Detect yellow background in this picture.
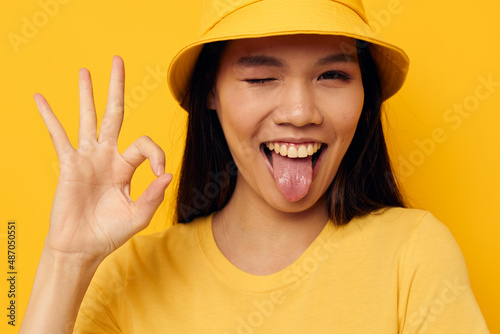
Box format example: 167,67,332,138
0,0,498,332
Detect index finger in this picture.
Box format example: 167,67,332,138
34,93,74,159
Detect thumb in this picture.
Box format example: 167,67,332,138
132,173,173,231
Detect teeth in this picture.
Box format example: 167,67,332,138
265,142,322,159
298,145,308,158
288,146,298,158
279,145,288,156
307,144,314,155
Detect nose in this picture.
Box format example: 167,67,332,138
273,80,324,127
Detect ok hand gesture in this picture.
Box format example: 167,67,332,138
34,56,172,261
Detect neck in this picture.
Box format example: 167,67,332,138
212,176,329,275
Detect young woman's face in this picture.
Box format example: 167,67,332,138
208,34,364,213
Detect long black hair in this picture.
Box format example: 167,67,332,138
176,38,405,225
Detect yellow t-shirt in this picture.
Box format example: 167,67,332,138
74,208,488,333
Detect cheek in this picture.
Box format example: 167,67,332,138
216,86,269,142
322,85,364,138
344,92,364,131
214,93,258,165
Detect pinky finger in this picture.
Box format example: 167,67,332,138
34,93,74,158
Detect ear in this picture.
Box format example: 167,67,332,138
206,89,217,110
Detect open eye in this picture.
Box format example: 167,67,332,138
244,78,276,84
318,71,350,81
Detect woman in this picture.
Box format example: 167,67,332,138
21,0,488,333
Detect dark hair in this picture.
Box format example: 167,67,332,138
176,39,405,225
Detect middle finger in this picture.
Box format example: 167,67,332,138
98,55,125,144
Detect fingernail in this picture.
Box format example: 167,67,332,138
156,164,165,176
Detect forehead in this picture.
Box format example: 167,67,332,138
221,34,358,63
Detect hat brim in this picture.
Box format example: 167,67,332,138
168,0,409,111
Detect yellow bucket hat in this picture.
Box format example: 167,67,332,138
168,0,409,111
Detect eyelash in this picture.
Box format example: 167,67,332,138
244,78,275,84
244,71,351,84
318,71,351,81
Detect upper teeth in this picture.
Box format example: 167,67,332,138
266,142,322,158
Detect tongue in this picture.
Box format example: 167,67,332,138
272,151,313,202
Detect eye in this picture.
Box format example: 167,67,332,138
244,78,276,84
318,71,350,81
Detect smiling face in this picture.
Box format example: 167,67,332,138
208,34,365,214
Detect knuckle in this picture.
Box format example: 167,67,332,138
138,135,153,143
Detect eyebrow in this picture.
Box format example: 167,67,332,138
236,55,283,67
315,53,358,66
235,53,357,68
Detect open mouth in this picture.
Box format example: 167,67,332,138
260,142,325,170
260,141,327,202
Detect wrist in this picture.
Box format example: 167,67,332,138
20,244,103,334
40,244,104,273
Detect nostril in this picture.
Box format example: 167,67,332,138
273,108,323,127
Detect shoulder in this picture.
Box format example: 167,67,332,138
376,207,460,253
362,207,469,285
368,206,443,230
362,207,456,246
99,215,210,274
129,218,205,253
346,207,464,269
367,211,489,332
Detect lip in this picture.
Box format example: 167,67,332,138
263,137,324,144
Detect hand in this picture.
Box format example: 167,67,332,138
34,56,172,261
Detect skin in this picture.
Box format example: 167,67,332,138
20,56,172,333
21,34,364,332
209,35,365,275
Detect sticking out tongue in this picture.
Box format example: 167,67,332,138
272,151,313,202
